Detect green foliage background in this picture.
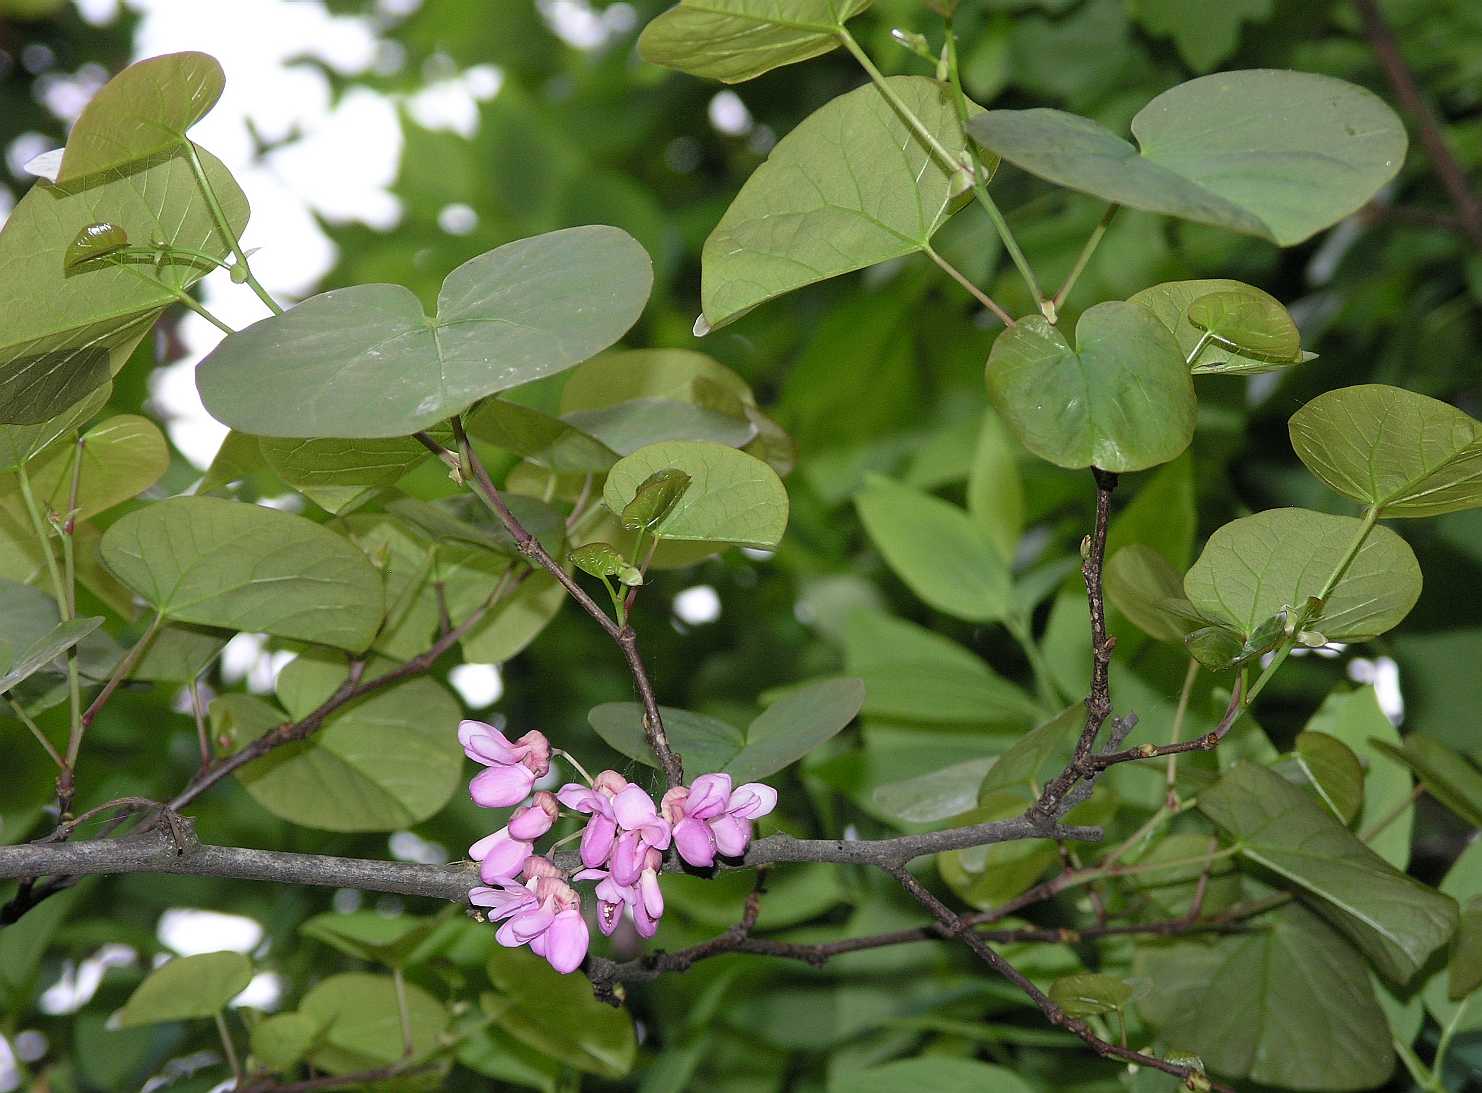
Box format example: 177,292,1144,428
2,0,1482,1090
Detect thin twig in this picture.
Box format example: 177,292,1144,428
1352,0,1482,249
925,245,1014,326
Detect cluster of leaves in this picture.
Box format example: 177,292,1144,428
3,1,1482,1091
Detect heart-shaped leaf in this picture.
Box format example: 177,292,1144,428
603,440,787,548
1184,508,1421,642
1200,762,1457,982
1187,289,1301,362
985,302,1195,472
197,225,652,438
1290,384,1482,517
54,52,225,183
0,147,247,423
26,414,169,522
1129,278,1315,376
969,69,1405,245
100,496,384,652
638,0,871,84
0,385,109,472
299,972,447,1074
1136,905,1393,1089
701,76,980,331
250,1012,325,1073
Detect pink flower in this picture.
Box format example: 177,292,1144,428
469,792,558,883
609,784,672,886
460,721,551,808
576,848,665,938
668,773,777,868
474,872,590,974
557,770,629,869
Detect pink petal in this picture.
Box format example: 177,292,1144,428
709,813,751,858
556,783,603,813
469,764,535,808
500,904,554,946
468,883,536,921
685,773,733,819
595,875,632,906
478,834,533,883
572,867,608,883
580,813,618,869
544,909,590,973
459,720,520,765
640,818,672,851
727,783,778,820
633,899,659,938
639,869,664,919
468,830,505,862
611,830,644,887
508,803,555,841
673,817,716,868
612,785,658,830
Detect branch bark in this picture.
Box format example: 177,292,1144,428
1353,0,1482,249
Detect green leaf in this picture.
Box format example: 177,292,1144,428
569,542,628,578
249,1011,324,1073
985,303,1195,472
638,0,871,84
855,475,1013,623
63,222,129,270
723,677,864,782
485,946,636,1078
603,441,787,548
1128,0,1273,72
28,414,169,521
1184,623,1246,671
228,664,461,832
386,493,565,561
0,616,103,694
1047,973,1133,1017
1183,508,1421,642
1423,841,1482,1030
874,757,996,824
967,407,1023,561
1130,278,1314,376
53,52,224,182
841,610,1042,726
1136,904,1393,1089
1187,288,1301,362
620,468,691,531
465,399,618,473
0,384,109,472
197,226,652,438
1450,897,1482,1002
101,497,384,652
257,434,436,514
1304,685,1414,869
969,69,1405,246
1290,384,1482,517
1200,762,1458,982
1369,733,1482,829
460,570,567,664
700,76,980,331
299,972,447,1074
0,145,247,423
128,622,228,683
1294,730,1364,824
588,702,743,774
1104,545,1198,643
116,951,252,1027
978,704,1082,803
299,911,441,967
830,1057,1034,1093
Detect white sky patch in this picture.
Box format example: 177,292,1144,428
218,634,293,694
708,90,752,137
5,132,53,179
75,0,121,25
38,944,137,1015
438,202,478,235
234,971,284,1011
1348,655,1404,724
0,1036,16,1093
674,585,721,626
450,662,503,708
389,830,448,865
157,908,264,955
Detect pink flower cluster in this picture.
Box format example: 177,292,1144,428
459,719,779,974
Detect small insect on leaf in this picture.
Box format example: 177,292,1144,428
64,222,129,271
569,542,628,579
620,468,691,532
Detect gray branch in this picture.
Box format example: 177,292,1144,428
0,816,1101,904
